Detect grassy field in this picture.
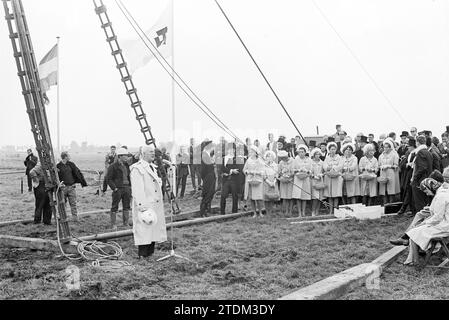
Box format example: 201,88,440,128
0,152,440,300
342,251,449,300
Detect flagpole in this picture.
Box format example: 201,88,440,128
171,0,175,145
57,36,60,155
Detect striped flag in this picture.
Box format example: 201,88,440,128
39,43,58,93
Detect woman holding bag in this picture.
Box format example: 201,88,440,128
359,144,379,206
310,148,325,216
323,142,343,214
243,146,266,217
263,150,280,214
378,138,400,205
278,150,294,215
292,144,312,217
340,142,360,205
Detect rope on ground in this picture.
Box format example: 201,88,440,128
54,182,130,269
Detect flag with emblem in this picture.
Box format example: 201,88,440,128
122,1,173,74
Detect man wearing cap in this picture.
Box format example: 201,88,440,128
57,152,87,222
200,140,216,217
130,145,167,258
24,149,38,192
106,147,133,230
101,146,117,194
29,162,52,225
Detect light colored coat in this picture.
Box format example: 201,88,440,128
341,155,360,197
378,151,400,196
292,156,312,200
359,156,378,197
407,185,449,250
310,159,325,200
130,160,167,246
323,154,343,198
243,156,265,200
278,158,294,199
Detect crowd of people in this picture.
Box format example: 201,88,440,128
160,124,449,219
24,124,449,261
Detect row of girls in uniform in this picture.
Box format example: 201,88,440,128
242,138,400,217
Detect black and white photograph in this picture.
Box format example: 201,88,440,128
1,0,449,307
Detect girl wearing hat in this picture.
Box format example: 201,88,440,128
341,143,360,205
278,150,294,215
263,150,280,214
323,142,343,214
292,144,312,217
378,138,400,205
359,144,379,206
310,148,325,216
243,146,266,217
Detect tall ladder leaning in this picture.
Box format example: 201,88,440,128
93,0,181,213
2,0,71,242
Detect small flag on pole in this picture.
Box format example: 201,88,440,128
122,1,173,74
39,43,58,94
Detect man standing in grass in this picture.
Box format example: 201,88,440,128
24,149,38,192
106,147,132,230
56,152,87,222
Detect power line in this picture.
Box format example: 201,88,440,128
114,0,334,210
115,0,241,143
310,0,410,127
213,0,310,147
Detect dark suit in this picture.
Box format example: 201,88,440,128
220,156,241,214
200,150,216,216
429,145,442,173
412,148,433,213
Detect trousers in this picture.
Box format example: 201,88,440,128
62,185,78,216
200,173,216,216
412,184,429,214
34,183,52,224
220,179,239,214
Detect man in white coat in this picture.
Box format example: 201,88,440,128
130,145,167,258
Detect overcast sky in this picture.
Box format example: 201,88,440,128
1,0,449,149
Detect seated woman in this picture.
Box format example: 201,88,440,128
403,175,449,265
390,170,447,246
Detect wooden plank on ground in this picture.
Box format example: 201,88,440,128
279,246,407,300
77,211,253,242
290,218,353,225
0,205,219,228
0,171,23,176
0,235,59,251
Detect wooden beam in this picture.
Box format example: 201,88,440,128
286,214,335,221
77,211,253,242
290,218,353,225
0,235,76,253
0,206,219,228
0,171,23,176
279,246,407,300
